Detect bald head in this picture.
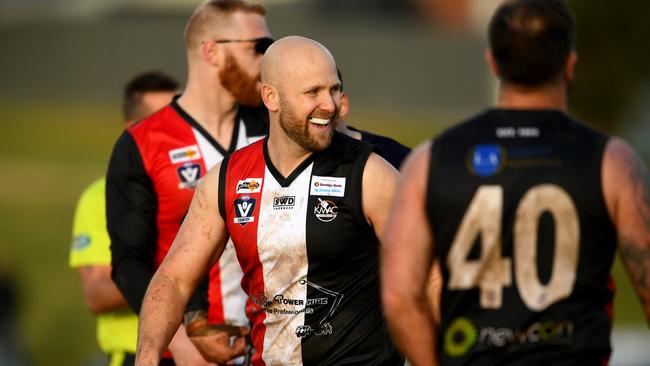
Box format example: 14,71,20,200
261,36,337,91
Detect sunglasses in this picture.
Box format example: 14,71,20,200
213,37,275,55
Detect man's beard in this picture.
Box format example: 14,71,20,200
219,52,262,107
278,96,338,152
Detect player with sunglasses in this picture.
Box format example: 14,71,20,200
106,1,273,365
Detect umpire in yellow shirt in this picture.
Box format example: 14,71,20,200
69,71,178,366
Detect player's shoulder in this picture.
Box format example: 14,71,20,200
126,104,177,137
77,177,106,207
333,131,374,160
355,129,410,169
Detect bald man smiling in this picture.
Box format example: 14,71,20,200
135,36,404,366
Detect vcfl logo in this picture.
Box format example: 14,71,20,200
314,198,338,222
177,163,201,189
234,196,256,226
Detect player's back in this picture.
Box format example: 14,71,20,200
426,109,616,365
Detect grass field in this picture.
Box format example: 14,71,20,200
0,101,646,365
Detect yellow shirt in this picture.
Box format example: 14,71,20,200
69,177,138,356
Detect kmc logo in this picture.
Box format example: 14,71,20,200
314,198,338,222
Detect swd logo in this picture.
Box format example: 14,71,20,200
273,196,295,210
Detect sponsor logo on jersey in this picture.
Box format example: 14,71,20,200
177,163,201,189
467,144,506,177
250,280,343,338
234,195,256,226
314,198,338,222
444,317,478,357
273,196,295,210
236,178,263,194
477,320,574,349
169,145,202,164
443,316,575,357
295,323,332,338
496,126,540,139
310,176,345,197
71,234,91,250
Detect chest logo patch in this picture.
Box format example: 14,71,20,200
169,145,202,164
273,196,295,210
467,144,505,177
234,196,256,226
236,178,263,194
310,176,346,197
314,198,338,222
177,163,201,189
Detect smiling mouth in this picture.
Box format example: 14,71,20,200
309,117,330,126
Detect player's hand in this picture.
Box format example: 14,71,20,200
168,324,216,366
187,320,250,365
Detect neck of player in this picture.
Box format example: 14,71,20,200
496,80,569,112
267,128,315,178
177,74,238,148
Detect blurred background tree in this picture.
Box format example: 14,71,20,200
569,0,650,155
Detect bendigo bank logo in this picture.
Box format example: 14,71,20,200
236,178,263,194
234,196,256,226
314,198,338,222
273,196,295,210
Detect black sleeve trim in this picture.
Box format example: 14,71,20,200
106,131,158,314
218,154,230,222
351,143,375,231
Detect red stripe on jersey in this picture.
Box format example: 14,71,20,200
224,140,267,366
128,106,209,268
131,106,210,359
208,265,225,323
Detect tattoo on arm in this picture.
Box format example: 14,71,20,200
619,150,650,323
625,150,650,230
619,236,650,329
619,235,650,305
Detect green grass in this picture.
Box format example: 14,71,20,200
0,102,645,365
0,102,121,366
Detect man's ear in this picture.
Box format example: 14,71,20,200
565,51,578,83
485,48,500,78
202,40,222,67
340,92,350,120
261,84,279,112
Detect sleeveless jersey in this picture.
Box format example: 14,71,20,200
220,133,403,366
118,98,266,325
426,109,617,365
